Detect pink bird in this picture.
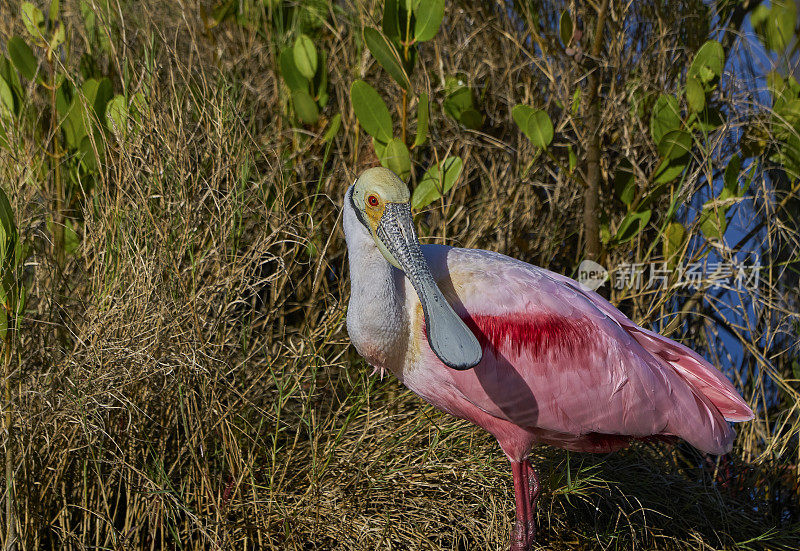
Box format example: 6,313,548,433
343,168,753,550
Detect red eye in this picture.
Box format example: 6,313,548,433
367,195,379,207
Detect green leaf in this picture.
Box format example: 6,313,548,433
664,221,687,269
615,209,651,244
724,154,741,195
653,157,687,184
613,158,635,206
568,145,577,172
21,2,45,39
64,219,80,255
765,0,797,52
292,89,320,124
657,129,692,160
0,56,23,106
82,77,113,121
458,108,482,130
364,27,411,91
687,40,724,84
293,34,317,80
0,185,16,242
685,77,705,112
379,138,411,180
693,105,724,132
372,137,387,160
559,11,573,46
412,156,463,210
699,202,726,241
0,77,14,119
279,47,309,93
650,94,681,145
49,0,60,22
414,92,428,147
8,36,38,82
350,80,393,142
105,94,128,135
63,97,87,147
570,88,581,116
382,0,401,42
49,22,65,51
15,285,26,327
323,113,341,142
79,133,103,171
512,105,553,148
414,0,444,42
0,306,7,340
443,86,472,119
312,50,328,100
13,236,27,270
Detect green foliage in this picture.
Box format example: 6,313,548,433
279,34,329,125
512,104,553,148
380,138,411,180
559,11,573,46
21,2,45,39
366,0,443,92
685,77,705,112
364,27,410,91
687,40,724,85
0,1,141,262
413,0,445,42
746,71,800,177
0,186,27,340
751,1,797,53
613,159,635,206
292,89,319,125
657,129,692,160
350,80,393,143
8,37,39,82
650,94,681,146
444,76,483,130
293,34,317,79
0,78,14,118
411,156,463,210
615,208,651,244
350,0,449,180
663,221,687,269
697,155,750,242
413,92,429,147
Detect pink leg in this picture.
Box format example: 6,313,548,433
510,461,531,551
524,459,541,546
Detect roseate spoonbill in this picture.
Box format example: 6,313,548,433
343,167,753,550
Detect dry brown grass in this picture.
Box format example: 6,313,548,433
0,1,798,549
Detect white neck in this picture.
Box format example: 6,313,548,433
343,185,408,374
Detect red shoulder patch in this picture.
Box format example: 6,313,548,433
461,313,595,358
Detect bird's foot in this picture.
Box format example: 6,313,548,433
510,520,533,551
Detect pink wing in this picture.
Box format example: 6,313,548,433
420,246,753,455
542,267,754,422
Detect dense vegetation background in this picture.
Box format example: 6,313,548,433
0,0,798,548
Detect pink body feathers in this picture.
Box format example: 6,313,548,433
391,245,753,460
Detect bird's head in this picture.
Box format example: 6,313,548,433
348,167,482,370
351,167,413,270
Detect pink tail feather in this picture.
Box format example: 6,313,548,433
564,279,754,423
624,325,754,422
